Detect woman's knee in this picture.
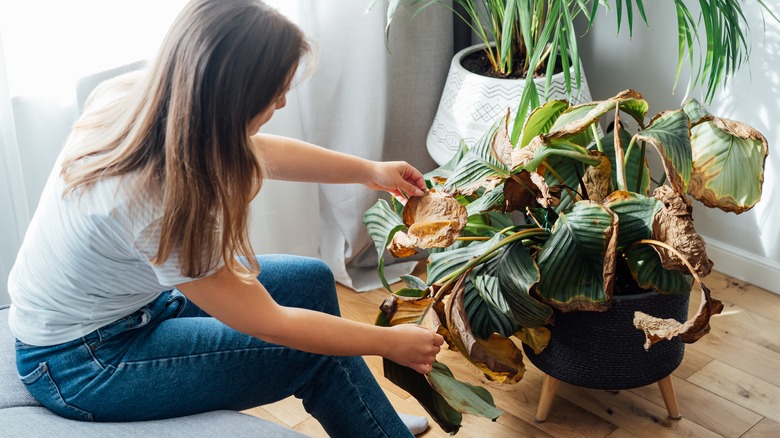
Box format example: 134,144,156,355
255,255,340,315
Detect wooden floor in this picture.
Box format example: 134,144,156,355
244,268,780,437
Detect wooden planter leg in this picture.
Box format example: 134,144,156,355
657,375,682,420
535,374,560,423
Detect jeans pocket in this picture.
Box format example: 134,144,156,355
19,362,94,422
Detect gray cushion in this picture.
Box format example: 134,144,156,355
0,406,307,438
1,306,307,437
0,306,41,409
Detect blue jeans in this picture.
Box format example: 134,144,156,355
16,255,412,438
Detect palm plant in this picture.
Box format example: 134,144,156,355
363,89,768,433
370,0,778,136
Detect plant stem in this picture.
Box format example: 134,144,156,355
615,134,636,192
624,135,638,161
545,148,601,166
632,239,702,286
591,124,603,152
541,161,580,202
433,228,548,302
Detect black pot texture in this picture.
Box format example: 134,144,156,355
523,291,690,390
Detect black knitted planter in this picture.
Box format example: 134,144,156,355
523,291,690,390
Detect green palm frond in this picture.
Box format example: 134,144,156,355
371,0,776,107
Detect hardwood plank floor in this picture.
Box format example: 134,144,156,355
244,269,780,437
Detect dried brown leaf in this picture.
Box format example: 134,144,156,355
387,191,468,256
503,170,561,212
380,294,435,326
492,108,514,167
634,282,723,349
582,151,612,203
510,135,544,170
652,185,713,277
387,231,419,258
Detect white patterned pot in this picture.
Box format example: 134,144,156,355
427,44,594,165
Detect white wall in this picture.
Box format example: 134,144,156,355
578,3,780,293
0,35,27,306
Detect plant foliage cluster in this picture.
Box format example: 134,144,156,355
364,90,768,433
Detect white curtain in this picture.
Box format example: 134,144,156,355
0,1,454,304
289,1,453,291
0,33,29,305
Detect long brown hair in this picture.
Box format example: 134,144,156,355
61,0,309,280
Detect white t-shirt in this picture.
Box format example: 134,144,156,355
8,79,218,346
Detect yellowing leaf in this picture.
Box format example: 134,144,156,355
515,327,551,355
689,116,768,213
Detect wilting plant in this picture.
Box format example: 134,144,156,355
363,89,768,433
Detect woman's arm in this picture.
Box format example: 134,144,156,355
253,133,426,200
176,266,443,374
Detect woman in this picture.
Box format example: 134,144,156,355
8,0,442,436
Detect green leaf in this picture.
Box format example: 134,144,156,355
543,154,585,213
394,287,428,298
688,117,768,213
498,0,517,72
497,241,553,328
635,110,692,195
400,275,428,292
425,140,469,189
470,248,516,327
444,114,510,193
519,100,570,148
682,98,710,126
547,90,649,142
363,199,407,291
548,103,597,147
465,185,506,216
427,233,504,285
602,192,662,250
382,359,462,434
625,246,693,295
536,201,617,311
427,362,504,420
464,273,520,339
598,127,651,196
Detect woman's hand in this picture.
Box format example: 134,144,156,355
364,161,427,203
383,324,445,374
